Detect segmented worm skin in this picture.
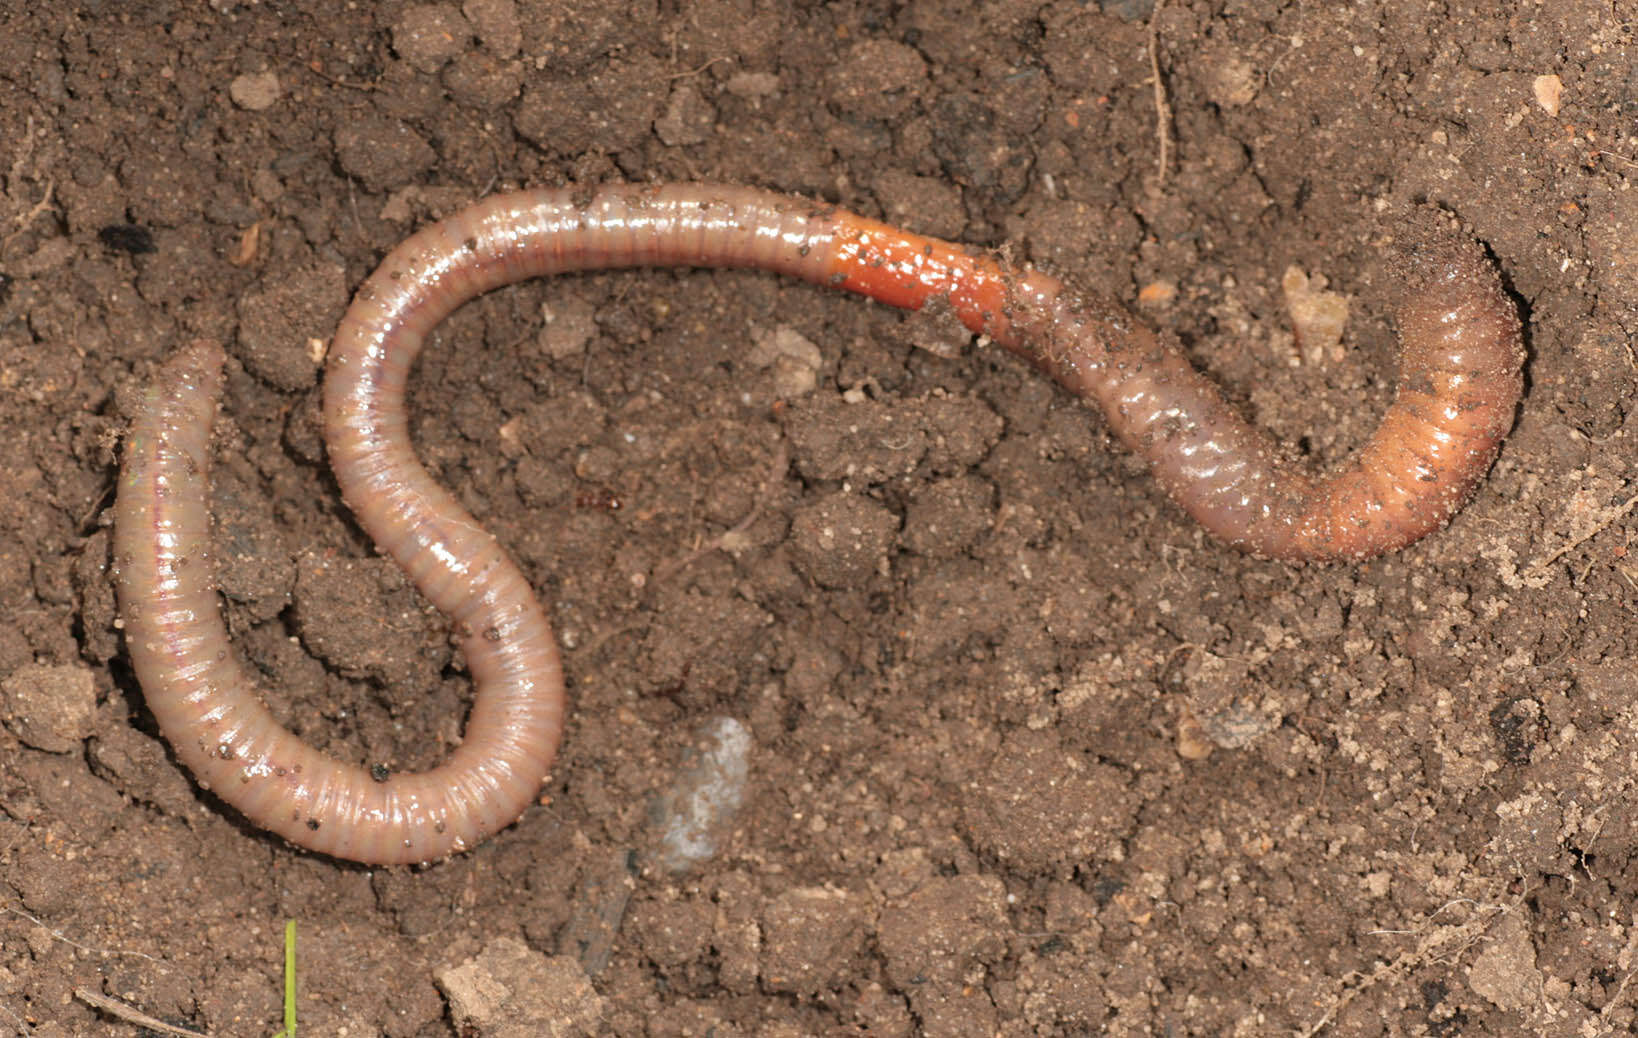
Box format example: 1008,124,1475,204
115,339,565,864
115,184,1523,864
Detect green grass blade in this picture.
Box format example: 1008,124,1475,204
271,919,296,1038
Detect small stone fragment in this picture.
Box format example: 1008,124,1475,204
1175,706,1215,760
749,325,822,398
1466,912,1540,1011
1533,74,1562,117
1282,266,1349,366
557,848,636,976
1137,280,1177,308
539,296,597,359
1198,51,1259,108
748,325,821,370
434,938,604,1038
228,72,280,111
1180,650,1281,749
724,72,779,101
2,663,96,753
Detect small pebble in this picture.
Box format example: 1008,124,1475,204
1533,73,1563,117
539,296,597,359
749,325,822,398
557,848,635,976
228,72,280,111
1136,280,1177,308
435,938,604,1038
724,71,780,101
1282,266,1349,366
1175,707,1215,761
1198,51,1259,108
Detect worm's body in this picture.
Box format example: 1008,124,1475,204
115,185,1523,863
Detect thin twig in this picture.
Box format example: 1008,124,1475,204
74,989,208,1038
1148,0,1173,189
663,55,730,81
300,60,376,91
0,1000,29,1036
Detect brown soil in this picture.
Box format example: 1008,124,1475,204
1,2,1634,1035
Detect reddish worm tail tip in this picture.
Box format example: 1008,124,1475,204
1253,227,1523,562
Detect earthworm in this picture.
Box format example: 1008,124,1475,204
114,184,1523,864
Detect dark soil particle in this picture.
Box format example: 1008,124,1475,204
0,1,1633,1035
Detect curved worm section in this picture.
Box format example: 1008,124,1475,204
117,186,1523,863
995,229,1523,560
114,340,564,864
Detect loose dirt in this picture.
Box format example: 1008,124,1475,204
1,2,1635,1035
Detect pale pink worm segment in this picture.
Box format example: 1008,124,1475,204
114,337,564,865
